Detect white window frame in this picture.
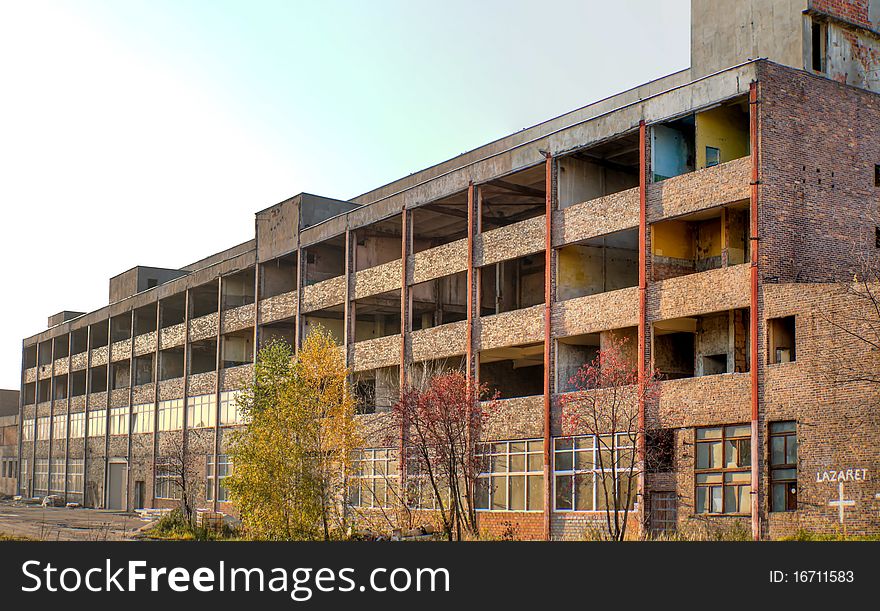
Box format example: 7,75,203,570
553,433,637,513
347,448,399,509
219,390,245,425
33,458,49,495
475,439,544,512
157,399,184,431
67,459,84,495
87,410,106,437
52,414,67,441
69,412,85,439
49,457,65,493
130,404,154,434
186,394,216,429
109,406,129,436
206,454,233,502
36,416,51,441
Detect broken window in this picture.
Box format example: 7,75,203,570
767,315,796,364
37,378,51,403
352,366,399,414
694,425,751,515
54,334,69,359
158,347,184,380
134,354,154,386
159,293,186,329
110,312,132,343
260,253,297,299
190,338,217,375
811,19,827,73
875,164,880,187
302,305,344,346
479,254,544,316
259,318,296,351
89,365,107,393
479,165,546,229
353,289,401,342
557,228,638,300
110,360,130,390
479,342,544,399
190,282,219,318
651,203,749,280
23,382,36,405
769,421,797,512
411,271,467,331
133,304,157,336
654,309,749,379
23,344,37,369
53,374,68,400
303,234,345,286
70,370,86,397
221,328,254,368
222,268,256,310
558,133,640,209
38,340,52,366
89,322,108,349
354,214,401,272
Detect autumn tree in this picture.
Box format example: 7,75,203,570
560,335,659,541
391,371,495,541
225,329,360,540
157,431,204,522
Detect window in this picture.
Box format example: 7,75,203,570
34,458,49,495
770,421,797,512
553,434,636,511
404,448,449,510
695,425,751,514
69,412,85,439
206,454,233,502
87,410,106,437
768,316,796,364
875,164,880,187
50,458,65,493
22,419,34,441
67,459,84,495
875,226,880,249
705,146,721,167
36,416,51,440
347,448,399,508
155,462,181,500
219,390,245,425
109,407,129,436
811,19,826,73
157,399,183,431
187,394,216,429
131,404,154,434
52,414,67,440
475,440,543,511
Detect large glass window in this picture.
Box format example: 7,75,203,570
157,399,184,431
187,394,217,429
206,454,233,502
49,458,65,493
553,434,636,511
475,440,543,511
131,404,154,434
155,462,180,499
36,416,51,441
87,410,106,437
694,425,751,514
219,390,245,425
69,412,85,439
34,458,49,496
109,407,129,436
67,459,84,495
769,421,797,512
22,419,34,441
52,415,67,441
347,448,399,509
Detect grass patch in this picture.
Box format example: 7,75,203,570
780,529,880,541
144,509,237,541
0,531,36,541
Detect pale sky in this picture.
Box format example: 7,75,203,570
0,0,690,389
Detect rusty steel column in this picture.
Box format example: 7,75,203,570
465,182,475,388
637,120,648,536
542,153,554,541
399,207,410,493
749,80,761,541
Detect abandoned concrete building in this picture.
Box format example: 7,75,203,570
0,390,19,497
17,0,880,539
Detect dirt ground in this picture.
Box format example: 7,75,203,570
0,499,155,541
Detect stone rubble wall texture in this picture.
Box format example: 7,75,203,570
189,312,219,342
258,291,297,324
353,259,402,300
221,304,255,334
301,276,346,312
159,323,186,350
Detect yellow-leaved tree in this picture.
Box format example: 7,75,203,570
225,327,360,540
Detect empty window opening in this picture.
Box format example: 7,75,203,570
37,378,51,403
354,289,401,342
89,322,108,349
110,312,132,343
768,316,796,364
222,328,254,368
558,133,640,209
654,309,749,380
652,116,694,181
411,271,467,331
54,335,69,359
302,306,344,346
24,345,37,369
53,374,68,401
556,328,637,393
259,318,296,351
190,282,219,318
479,342,544,399
811,19,827,73
260,253,297,299
411,191,468,254
70,328,88,355
875,164,880,187
89,365,108,393
480,254,545,316
409,356,466,390
557,228,638,301
158,347,184,380
70,370,86,397
146,278,159,289
110,360,130,390
303,234,345,286
159,293,186,329
479,165,546,230
38,340,52,366
354,214,401,272
353,366,399,414
133,304,157,336
222,268,256,310
134,354,154,386
24,382,36,405
651,203,748,280
190,338,217,375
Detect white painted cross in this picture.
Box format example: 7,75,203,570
829,481,855,524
